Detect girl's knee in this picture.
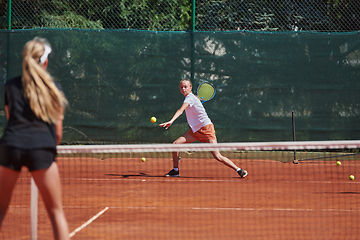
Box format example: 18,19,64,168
173,138,184,144
46,207,64,220
211,152,222,161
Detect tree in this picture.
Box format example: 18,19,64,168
2,0,191,31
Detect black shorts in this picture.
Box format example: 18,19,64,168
0,144,56,172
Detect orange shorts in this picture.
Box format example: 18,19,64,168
186,124,217,143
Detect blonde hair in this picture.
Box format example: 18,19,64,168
180,79,192,88
22,37,68,124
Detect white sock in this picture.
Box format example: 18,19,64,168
236,168,241,172
174,168,179,171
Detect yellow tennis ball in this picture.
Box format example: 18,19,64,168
141,157,146,162
151,117,156,123
336,161,341,166
349,175,355,180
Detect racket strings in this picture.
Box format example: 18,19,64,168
197,82,216,102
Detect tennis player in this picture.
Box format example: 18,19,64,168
0,37,69,240
159,79,248,178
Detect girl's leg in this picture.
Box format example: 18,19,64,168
172,131,197,168
209,139,239,170
31,162,69,240
0,166,20,228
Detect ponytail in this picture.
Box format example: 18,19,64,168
22,38,68,124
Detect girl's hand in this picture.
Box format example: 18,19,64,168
159,103,188,130
159,121,172,130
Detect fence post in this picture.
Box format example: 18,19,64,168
7,0,11,83
292,111,298,164
190,0,195,82
8,0,11,30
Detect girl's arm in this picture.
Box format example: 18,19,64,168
54,107,64,145
159,102,189,129
5,105,9,120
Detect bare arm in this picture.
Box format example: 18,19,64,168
54,107,64,145
5,105,9,120
159,102,189,130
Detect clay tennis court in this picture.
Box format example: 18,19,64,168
1,153,359,239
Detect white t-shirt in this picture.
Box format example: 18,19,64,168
184,93,212,133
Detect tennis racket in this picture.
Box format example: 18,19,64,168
196,82,216,103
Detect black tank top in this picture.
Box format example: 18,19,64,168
0,76,62,149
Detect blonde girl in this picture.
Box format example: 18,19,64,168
159,79,248,178
0,37,69,240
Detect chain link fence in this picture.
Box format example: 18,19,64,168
0,0,191,31
1,0,359,32
196,0,360,32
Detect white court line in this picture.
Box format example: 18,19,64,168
63,177,239,183
109,206,360,213
69,207,109,238
18,176,360,184
9,205,360,213
61,177,360,184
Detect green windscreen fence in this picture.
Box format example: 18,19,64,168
0,29,359,143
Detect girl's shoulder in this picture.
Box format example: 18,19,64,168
184,92,196,101
4,76,22,92
5,76,22,85
186,92,197,99
185,92,202,105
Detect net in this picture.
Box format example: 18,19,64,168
1,140,360,239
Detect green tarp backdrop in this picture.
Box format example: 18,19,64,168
0,30,359,143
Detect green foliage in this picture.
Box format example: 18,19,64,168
39,11,104,29
3,0,191,31
195,0,360,31
2,0,359,31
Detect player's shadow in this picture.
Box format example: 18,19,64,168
106,173,164,178
105,173,236,179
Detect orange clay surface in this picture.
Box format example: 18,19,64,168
1,156,359,240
